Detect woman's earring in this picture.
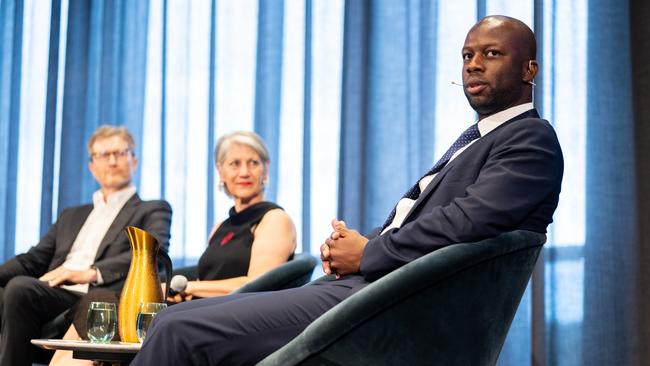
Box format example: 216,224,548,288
219,181,225,190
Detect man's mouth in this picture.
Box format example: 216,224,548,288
465,80,487,95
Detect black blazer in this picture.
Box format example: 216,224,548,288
360,110,564,281
0,194,172,287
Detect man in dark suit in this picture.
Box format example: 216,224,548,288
130,15,563,366
0,125,172,366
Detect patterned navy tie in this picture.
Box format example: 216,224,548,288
381,123,481,231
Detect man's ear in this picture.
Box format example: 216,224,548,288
524,60,539,84
88,161,96,178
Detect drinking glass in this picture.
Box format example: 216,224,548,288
86,302,117,343
136,302,167,342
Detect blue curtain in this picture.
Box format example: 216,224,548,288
0,0,22,262
57,0,149,211
339,0,437,235
254,0,284,203
1,0,648,364
583,0,638,364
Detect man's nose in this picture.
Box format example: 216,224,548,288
107,153,118,165
466,54,484,72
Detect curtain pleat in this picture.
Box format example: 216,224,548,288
40,0,62,237
300,0,312,253
0,0,22,262
338,0,438,235
254,0,284,203
583,0,638,364
58,0,149,211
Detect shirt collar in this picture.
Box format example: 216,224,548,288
93,184,136,208
477,102,534,137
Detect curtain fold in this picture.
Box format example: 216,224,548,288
254,0,284,203
58,0,149,210
300,0,312,252
40,0,62,237
583,0,638,364
0,0,23,262
338,0,437,235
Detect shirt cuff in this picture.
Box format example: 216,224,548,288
92,266,104,285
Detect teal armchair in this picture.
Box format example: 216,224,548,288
258,230,545,366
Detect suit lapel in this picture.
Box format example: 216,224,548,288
59,205,94,254
402,109,540,223
94,194,141,261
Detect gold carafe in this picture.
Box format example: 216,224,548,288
118,226,171,343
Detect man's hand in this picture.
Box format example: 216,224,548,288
39,266,98,287
320,219,368,278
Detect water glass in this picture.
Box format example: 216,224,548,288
136,302,167,342
86,302,117,343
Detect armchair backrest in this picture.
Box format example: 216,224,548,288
258,230,546,366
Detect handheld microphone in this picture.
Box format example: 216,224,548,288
168,275,188,296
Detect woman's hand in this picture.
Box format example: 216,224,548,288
166,282,195,303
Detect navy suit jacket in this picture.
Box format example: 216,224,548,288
360,109,563,282
0,194,172,287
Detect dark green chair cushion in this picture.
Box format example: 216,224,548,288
258,230,545,366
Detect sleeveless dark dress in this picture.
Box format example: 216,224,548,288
198,201,281,280
70,201,285,340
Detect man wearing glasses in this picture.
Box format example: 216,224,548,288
0,125,172,366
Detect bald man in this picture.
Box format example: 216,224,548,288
130,15,563,366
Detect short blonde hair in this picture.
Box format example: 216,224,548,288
87,125,135,157
215,131,270,166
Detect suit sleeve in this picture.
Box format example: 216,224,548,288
360,119,563,282
93,200,172,285
0,209,73,285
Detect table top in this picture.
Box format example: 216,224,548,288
31,339,141,354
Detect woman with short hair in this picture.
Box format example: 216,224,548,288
50,131,296,366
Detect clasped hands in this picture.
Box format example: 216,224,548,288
320,219,369,278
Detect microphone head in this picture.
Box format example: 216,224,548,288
170,275,188,294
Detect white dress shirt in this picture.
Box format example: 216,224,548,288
381,103,534,235
61,185,136,293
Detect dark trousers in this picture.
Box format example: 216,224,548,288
0,276,80,366
130,275,369,366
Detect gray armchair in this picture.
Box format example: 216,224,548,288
257,230,545,366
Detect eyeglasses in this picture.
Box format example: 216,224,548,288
90,149,133,162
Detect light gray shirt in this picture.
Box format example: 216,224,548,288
61,185,136,293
